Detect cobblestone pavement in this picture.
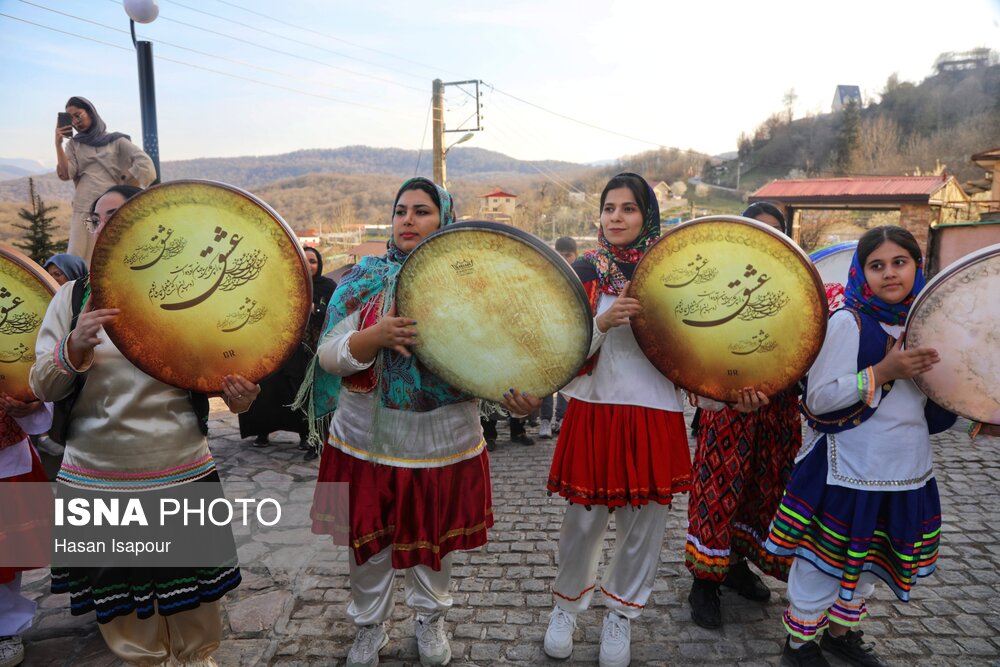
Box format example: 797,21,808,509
19,402,1000,666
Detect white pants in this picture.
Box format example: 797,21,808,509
551,503,668,620
784,558,878,640
0,574,35,635
347,548,453,626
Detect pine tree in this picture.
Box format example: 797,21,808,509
13,177,67,263
833,100,861,176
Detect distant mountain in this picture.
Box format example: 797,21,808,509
0,145,584,203
0,158,49,184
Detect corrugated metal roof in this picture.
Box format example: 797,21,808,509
751,176,947,200
971,147,1000,166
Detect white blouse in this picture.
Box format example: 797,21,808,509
561,293,685,412
802,309,935,491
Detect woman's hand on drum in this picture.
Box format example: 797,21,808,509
221,374,261,415
0,393,42,418
729,387,769,413
874,335,939,384
67,302,121,369
373,315,419,357
501,388,542,418
596,281,641,333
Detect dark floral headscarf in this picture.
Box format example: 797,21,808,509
843,245,925,325
577,172,660,295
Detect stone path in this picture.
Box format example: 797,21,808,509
18,402,1000,666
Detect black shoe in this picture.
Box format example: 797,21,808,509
781,638,830,667
511,433,535,447
298,437,310,451
820,629,888,667
688,577,722,629
303,448,319,461
252,434,271,448
722,559,771,602
485,439,497,452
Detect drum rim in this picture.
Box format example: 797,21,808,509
396,220,593,398
905,242,1000,424
0,244,59,400
631,214,828,400
90,179,312,392
0,243,61,296
809,240,858,262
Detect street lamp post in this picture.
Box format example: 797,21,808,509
441,132,474,189
123,0,161,183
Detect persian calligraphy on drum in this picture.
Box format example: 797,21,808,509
631,216,827,402
90,180,311,392
396,221,592,403
906,243,1000,425
0,246,58,401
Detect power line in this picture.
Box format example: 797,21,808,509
167,0,427,82
485,82,672,150
0,12,421,117
212,0,460,78
16,0,424,105
415,100,432,176
98,0,426,94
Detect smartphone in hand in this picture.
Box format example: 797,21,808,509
57,112,73,138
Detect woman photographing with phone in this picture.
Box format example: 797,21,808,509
55,96,155,262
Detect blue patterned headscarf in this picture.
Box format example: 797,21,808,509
843,243,925,325
308,177,467,418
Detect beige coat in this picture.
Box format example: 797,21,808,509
65,137,155,260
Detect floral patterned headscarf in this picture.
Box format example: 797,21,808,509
578,172,660,295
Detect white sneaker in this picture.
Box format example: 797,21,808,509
415,612,451,665
551,419,562,434
0,636,24,667
599,612,631,667
347,623,388,667
539,419,552,439
542,605,577,659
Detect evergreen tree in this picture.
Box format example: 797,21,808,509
13,177,67,263
833,100,860,175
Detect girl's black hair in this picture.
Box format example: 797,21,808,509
600,173,649,213
742,201,788,236
856,225,921,266
89,185,143,214
395,179,441,211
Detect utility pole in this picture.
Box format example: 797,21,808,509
432,79,445,186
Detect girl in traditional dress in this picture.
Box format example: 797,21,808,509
30,185,257,667
308,177,537,667
543,172,693,667
765,225,954,667
684,202,800,629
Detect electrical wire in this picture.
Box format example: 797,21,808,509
415,100,432,175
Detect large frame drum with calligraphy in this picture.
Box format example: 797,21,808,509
396,221,592,403
906,243,1000,425
90,180,311,393
0,245,58,401
631,216,827,402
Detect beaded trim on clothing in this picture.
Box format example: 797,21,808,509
828,433,933,487
326,434,485,467
56,454,216,490
54,332,80,376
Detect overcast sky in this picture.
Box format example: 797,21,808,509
2,0,999,168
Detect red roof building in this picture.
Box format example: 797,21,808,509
479,188,517,221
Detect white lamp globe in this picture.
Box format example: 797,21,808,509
123,0,159,24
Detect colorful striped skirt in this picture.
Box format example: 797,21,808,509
764,437,940,602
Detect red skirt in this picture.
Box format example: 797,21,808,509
1,446,49,584
312,445,493,571
547,399,692,508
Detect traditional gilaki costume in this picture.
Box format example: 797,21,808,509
307,178,489,665
0,404,52,667
30,278,239,667
764,247,954,663
544,173,691,664
684,204,798,628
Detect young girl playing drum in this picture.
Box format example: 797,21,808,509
543,173,693,667
766,225,957,667
308,177,536,667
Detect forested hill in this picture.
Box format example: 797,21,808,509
0,145,582,203
719,59,1000,190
